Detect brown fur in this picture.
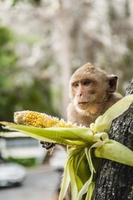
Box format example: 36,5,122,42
67,63,122,127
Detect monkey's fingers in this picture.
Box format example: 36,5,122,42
40,141,55,150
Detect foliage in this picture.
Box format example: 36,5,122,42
12,0,41,6
0,26,57,121
0,26,18,86
0,26,18,120
0,75,57,121
6,157,37,167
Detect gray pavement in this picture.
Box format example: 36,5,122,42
0,165,60,200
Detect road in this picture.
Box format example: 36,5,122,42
0,165,60,200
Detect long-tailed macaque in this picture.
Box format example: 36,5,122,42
41,62,122,200
67,62,122,127
41,62,122,149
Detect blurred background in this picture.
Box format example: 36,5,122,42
0,0,133,199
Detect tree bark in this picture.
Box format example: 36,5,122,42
92,80,133,200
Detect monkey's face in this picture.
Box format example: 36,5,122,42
71,77,107,110
69,63,118,111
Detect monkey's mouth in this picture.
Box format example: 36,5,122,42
77,102,90,110
78,102,89,105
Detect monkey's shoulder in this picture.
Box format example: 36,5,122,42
107,92,123,108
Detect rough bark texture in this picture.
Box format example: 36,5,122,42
92,80,133,200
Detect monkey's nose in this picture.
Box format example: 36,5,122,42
77,92,83,97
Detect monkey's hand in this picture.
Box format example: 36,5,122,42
40,141,55,150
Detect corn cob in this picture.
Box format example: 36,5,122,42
14,110,76,128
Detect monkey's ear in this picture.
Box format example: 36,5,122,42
108,75,118,93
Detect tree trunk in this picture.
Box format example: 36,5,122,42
92,80,133,200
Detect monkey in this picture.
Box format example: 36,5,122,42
41,62,122,147
67,62,122,127
40,62,122,200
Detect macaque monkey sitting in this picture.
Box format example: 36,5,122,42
41,63,122,200
41,62,122,149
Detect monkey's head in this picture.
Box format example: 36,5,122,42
69,63,118,111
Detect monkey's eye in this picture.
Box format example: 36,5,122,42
72,82,79,88
82,79,92,86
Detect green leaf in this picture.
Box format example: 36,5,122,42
85,182,95,200
85,147,96,174
91,95,133,133
75,152,92,187
77,174,93,200
95,139,133,167
77,146,96,200
68,148,84,190
1,122,94,146
73,154,84,191
59,159,70,200
69,158,78,200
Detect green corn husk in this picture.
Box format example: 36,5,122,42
0,95,133,200
90,94,133,133
95,139,133,166
1,122,93,146
59,157,71,200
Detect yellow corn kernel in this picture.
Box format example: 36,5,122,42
14,110,75,128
